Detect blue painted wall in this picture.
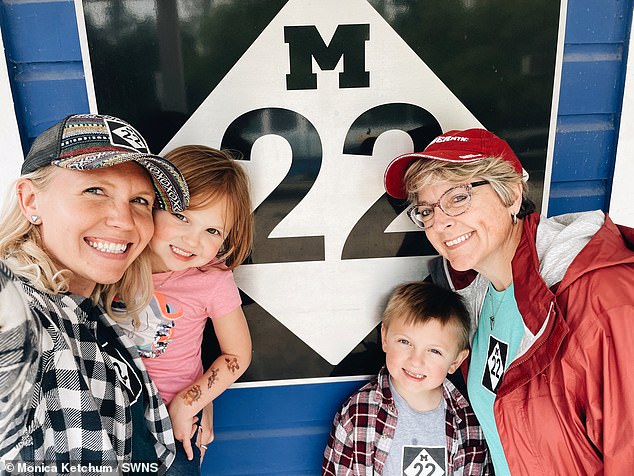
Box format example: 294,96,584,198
1,0,632,474
550,0,633,215
201,379,367,475
0,1,89,150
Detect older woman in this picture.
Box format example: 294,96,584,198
384,128,634,475
0,114,189,474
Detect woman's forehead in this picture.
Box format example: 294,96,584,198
409,165,473,188
59,161,152,184
415,179,467,198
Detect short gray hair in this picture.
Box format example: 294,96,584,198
404,156,535,218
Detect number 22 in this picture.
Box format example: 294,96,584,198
221,103,441,264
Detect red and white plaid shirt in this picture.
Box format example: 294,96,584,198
323,366,493,475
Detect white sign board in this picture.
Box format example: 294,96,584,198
163,0,483,365
80,0,561,379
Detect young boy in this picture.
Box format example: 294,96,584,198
323,281,492,475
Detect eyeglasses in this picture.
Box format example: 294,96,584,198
407,180,489,229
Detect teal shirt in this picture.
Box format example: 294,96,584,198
467,283,524,476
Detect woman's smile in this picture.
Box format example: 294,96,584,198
444,232,474,247
85,238,131,255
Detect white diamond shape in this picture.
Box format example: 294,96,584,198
163,0,481,365
404,448,445,476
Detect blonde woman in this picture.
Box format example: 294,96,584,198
0,114,189,474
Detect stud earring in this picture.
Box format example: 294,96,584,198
511,213,517,225
30,215,41,224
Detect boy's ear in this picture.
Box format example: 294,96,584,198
380,323,387,352
448,348,469,374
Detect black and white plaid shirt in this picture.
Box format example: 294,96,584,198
0,262,175,474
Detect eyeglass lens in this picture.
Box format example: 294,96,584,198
407,181,488,229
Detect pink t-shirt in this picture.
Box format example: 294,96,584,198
121,265,241,404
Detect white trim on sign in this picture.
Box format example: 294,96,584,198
542,0,569,216
74,0,98,113
227,374,373,390
611,22,634,227
0,25,23,209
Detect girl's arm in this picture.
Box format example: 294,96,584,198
167,306,251,457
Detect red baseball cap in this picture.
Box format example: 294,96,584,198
384,128,525,199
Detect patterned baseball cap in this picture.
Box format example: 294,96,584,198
384,128,527,199
22,114,189,212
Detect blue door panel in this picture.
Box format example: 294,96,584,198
12,64,87,136
564,0,631,43
202,379,369,475
548,180,608,216
558,47,624,115
552,120,616,181
1,2,82,63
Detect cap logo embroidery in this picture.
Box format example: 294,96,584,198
106,120,149,152
429,135,469,144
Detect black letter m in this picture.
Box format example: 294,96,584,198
285,24,370,90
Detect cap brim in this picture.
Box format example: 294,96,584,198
53,151,189,212
384,153,421,199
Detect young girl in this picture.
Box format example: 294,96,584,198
118,145,253,473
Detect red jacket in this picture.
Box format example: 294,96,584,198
433,212,634,475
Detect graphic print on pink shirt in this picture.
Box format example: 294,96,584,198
135,291,184,358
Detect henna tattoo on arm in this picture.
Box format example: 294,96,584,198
225,357,239,374
181,385,202,406
207,368,220,389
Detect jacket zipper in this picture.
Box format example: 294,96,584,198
504,300,555,376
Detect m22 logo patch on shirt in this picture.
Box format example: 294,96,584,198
402,446,446,476
482,335,509,394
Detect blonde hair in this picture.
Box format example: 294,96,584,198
383,281,470,351
404,156,535,218
0,167,153,317
163,145,253,270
